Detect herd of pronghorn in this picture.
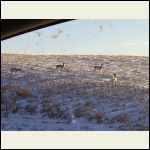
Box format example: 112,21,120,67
10,62,117,88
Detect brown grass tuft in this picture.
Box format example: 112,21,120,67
25,104,37,114
95,112,104,123
136,123,149,131
74,104,85,118
84,100,95,109
114,114,129,123
41,98,51,105
16,87,30,98
46,107,57,118
12,103,20,113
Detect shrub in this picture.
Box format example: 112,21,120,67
1,84,13,104
114,114,129,123
95,112,104,123
16,87,30,98
74,104,85,118
25,104,37,114
46,107,57,118
136,123,149,131
12,103,20,113
41,98,51,108
84,100,95,109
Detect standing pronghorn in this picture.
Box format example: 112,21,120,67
109,73,117,89
94,64,103,73
10,67,22,73
56,63,65,71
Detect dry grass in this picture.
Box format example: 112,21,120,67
41,104,62,118
74,104,85,118
1,85,13,104
95,112,104,123
41,85,54,94
46,106,58,118
2,84,13,92
16,87,30,98
74,99,105,122
41,98,51,105
11,102,20,114
25,104,37,114
84,100,95,109
113,114,129,123
135,123,149,131
1,54,149,130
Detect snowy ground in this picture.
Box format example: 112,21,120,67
1,54,149,131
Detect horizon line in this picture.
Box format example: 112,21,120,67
1,53,149,57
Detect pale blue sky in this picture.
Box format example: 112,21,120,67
1,19,149,56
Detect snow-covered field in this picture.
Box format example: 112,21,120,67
1,54,149,131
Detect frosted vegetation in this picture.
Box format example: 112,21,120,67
1,54,149,131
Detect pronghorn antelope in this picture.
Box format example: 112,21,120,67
10,67,22,73
56,63,65,71
94,64,103,72
109,73,117,89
